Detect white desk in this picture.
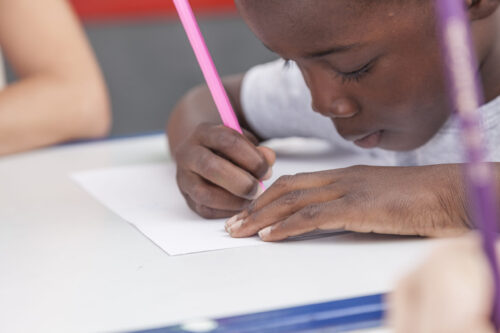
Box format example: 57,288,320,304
0,134,412,333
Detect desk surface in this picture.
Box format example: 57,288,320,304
0,134,400,333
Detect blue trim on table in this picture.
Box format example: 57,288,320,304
131,294,386,333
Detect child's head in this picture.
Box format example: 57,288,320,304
235,0,500,151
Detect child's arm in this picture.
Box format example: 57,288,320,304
0,0,110,156
390,234,495,333
167,74,275,219
226,164,476,239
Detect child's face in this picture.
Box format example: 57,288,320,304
236,0,451,151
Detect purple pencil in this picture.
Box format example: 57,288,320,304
436,0,500,328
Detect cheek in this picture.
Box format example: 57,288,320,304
362,43,449,125
358,53,450,150
373,56,444,108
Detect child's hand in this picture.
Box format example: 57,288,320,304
174,122,275,219
390,234,495,333
225,164,470,240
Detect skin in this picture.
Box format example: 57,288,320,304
167,0,500,239
390,234,496,333
168,75,276,218
0,0,111,156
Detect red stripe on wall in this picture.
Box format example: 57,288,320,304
69,0,236,20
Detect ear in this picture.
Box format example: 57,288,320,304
466,0,500,20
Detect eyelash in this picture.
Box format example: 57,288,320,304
334,61,374,84
282,58,375,84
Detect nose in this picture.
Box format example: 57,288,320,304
319,98,359,119
303,65,359,119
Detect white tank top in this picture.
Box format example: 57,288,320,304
0,51,6,90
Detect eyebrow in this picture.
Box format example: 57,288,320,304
304,43,360,58
262,42,361,59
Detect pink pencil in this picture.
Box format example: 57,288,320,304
172,0,242,133
173,0,265,189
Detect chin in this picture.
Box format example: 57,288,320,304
377,134,429,152
377,142,417,152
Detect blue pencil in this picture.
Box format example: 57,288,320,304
131,294,386,333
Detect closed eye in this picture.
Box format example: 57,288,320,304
334,56,380,84
334,59,377,84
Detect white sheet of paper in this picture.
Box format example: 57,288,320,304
72,140,394,255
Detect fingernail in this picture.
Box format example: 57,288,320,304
262,167,273,181
225,215,239,231
228,220,243,236
258,226,272,240
225,212,246,230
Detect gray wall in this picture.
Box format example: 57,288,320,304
6,16,276,137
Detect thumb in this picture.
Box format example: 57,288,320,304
257,146,276,180
242,129,260,145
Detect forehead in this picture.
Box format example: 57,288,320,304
235,0,427,57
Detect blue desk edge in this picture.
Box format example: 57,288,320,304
129,293,387,333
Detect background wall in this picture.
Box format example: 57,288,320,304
5,1,276,137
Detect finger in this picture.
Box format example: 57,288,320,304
244,170,341,218
177,170,251,211
181,191,240,219
418,239,495,333
257,146,276,180
242,129,260,145
198,124,271,180
227,184,343,238
390,273,422,333
257,146,276,166
257,201,347,242
181,145,261,200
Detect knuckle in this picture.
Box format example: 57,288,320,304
190,184,210,204
176,169,195,193
239,216,253,230
173,142,190,163
274,175,295,189
240,200,252,211
175,169,185,187
299,204,322,220
347,165,369,173
216,128,240,151
196,204,218,219
343,190,370,206
241,177,259,197
195,122,212,133
247,201,257,214
192,122,212,141
184,196,198,213
198,150,219,176
280,190,304,206
252,157,268,178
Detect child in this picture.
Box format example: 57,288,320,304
167,0,500,241
390,234,497,333
0,0,110,156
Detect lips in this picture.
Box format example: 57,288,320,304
354,130,383,149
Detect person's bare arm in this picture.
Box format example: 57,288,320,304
168,74,253,151
167,74,275,219
390,234,496,333
0,0,111,156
